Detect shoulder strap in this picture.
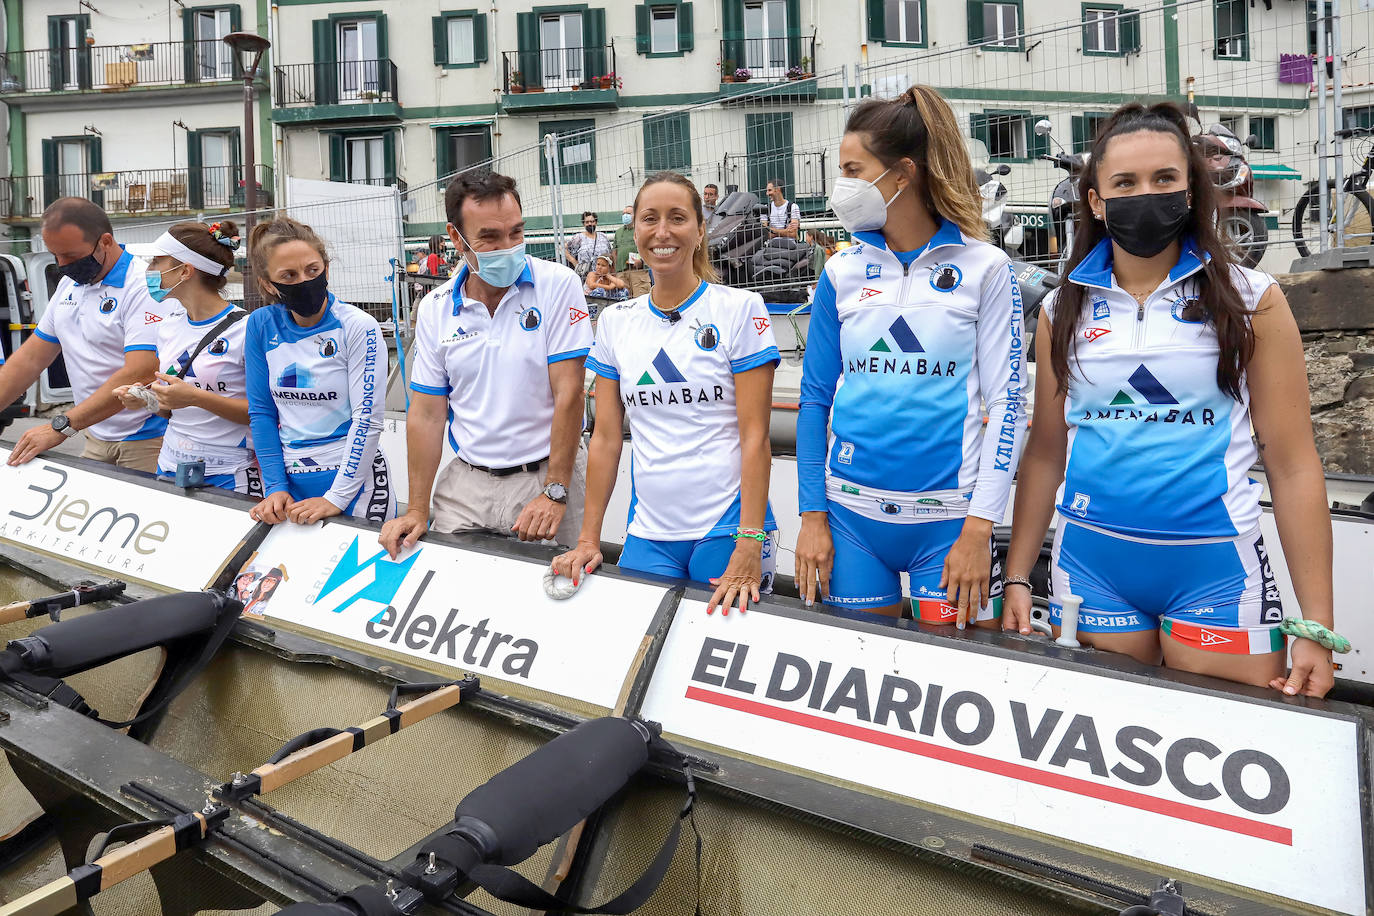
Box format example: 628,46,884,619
175,310,245,380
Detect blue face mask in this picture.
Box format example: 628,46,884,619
144,264,187,303
456,230,526,289
621,213,632,225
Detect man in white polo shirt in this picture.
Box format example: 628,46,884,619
0,197,167,470
763,178,801,240
379,170,591,557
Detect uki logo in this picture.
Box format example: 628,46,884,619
929,263,962,292
871,316,924,354
1109,365,1178,406
314,536,423,617
1082,327,1111,342
569,306,588,324
636,349,687,386
859,287,882,302
276,363,315,389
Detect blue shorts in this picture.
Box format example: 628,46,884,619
282,452,396,524
825,503,1003,623
1049,518,1284,653
620,532,777,592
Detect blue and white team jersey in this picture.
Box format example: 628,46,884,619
586,282,781,541
35,248,170,442
156,304,253,476
245,294,387,513
1046,237,1274,540
409,256,591,467
797,219,1028,525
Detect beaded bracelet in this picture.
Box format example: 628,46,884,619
732,528,767,543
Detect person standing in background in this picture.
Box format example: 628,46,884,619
0,197,169,469
566,210,612,279
613,205,638,271
702,183,720,226
763,179,802,240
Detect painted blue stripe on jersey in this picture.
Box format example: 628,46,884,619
124,344,158,353
410,382,450,396
730,346,781,373
547,347,589,364
1129,364,1179,405
585,355,619,380
652,348,687,383
188,303,236,326
647,280,709,321
34,328,59,343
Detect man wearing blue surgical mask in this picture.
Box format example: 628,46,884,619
379,170,592,558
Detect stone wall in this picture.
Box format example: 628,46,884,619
1278,267,1374,476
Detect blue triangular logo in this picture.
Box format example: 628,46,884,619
651,348,686,383
276,363,314,389
1128,364,1178,405
888,317,924,353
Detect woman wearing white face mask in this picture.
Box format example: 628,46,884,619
794,85,1028,630
115,221,260,495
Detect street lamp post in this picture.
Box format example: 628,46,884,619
222,30,271,307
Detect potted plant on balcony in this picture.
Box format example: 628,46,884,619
597,72,622,90
786,65,804,80
734,67,752,82
800,55,813,77
510,69,525,93
719,59,736,82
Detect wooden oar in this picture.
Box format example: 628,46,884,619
215,677,478,802
0,581,126,626
0,807,227,916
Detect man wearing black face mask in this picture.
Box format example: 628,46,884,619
0,198,169,470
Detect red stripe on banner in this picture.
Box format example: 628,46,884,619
684,686,1292,846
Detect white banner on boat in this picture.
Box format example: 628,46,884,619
0,448,256,591
642,605,1367,915
236,521,666,709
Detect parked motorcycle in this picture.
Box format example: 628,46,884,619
750,237,814,303
975,162,1022,253
1034,120,1089,275
1194,123,1268,268
708,190,768,286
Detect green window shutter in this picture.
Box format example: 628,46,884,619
745,113,793,198
229,126,243,202
1070,115,1087,152
375,16,391,94
679,3,694,51
311,19,337,104
1121,9,1140,53
46,18,61,91
585,9,608,79
967,1,985,44
86,137,103,208
969,111,989,149
41,138,58,206
635,5,650,54
644,112,690,172
516,12,541,85
473,14,488,63
785,0,801,67
867,0,887,42
182,10,199,85
436,129,452,180
722,0,744,74
328,134,346,183
432,16,447,65
228,6,245,78
1029,116,1049,158
76,15,92,89
375,16,389,59
384,131,397,185
187,130,204,209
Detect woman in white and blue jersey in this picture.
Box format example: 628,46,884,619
244,217,394,527
114,220,259,495
794,86,1028,629
1005,103,1336,697
552,172,780,615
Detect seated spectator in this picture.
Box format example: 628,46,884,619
584,255,628,299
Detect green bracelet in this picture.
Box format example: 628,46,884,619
732,528,767,543
1279,618,1352,654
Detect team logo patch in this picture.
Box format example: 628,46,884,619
693,322,720,351
929,263,962,292
865,264,882,280
569,306,588,324
1171,296,1206,323
917,497,941,506
1109,364,1178,407
1083,327,1111,342
144,311,162,323
859,287,882,301
837,441,855,465
318,337,338,358
1069,492,1091,517
208,337,229,356
445,326,479,344
752,316,771,335
519,306,542,331
840,484,860,495
879,501,902,515
636,349,687,386
98,297,118,314
1091,297,1110,320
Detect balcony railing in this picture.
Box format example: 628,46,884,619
0,40,241,94
501,45,617,94
718,36,817,82
0,165,274,221
273,60,398,107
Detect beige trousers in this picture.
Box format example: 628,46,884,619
430,442,587,547
82,435,163,473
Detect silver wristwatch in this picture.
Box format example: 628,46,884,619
542,482,568,504
50,414,78,438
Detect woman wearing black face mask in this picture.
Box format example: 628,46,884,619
242,216,395,528
1004,103,1338,699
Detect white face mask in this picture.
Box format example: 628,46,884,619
827,168,903,234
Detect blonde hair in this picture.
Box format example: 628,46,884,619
632,171,719,283
247,215,329,299
844,85,988,242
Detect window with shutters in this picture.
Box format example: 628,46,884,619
644,112,691,172
1214,0,1248,60
192,8,236,80
971,1,1021,49
651,7,678,52
970,110,1047,162
1307,2,1333,56
436,126,493,180
41,134,100,206
433,11,487,69
1070,112,1110,153
539,119,597,185
1343,105,1374,132
635,1,694,57
1082,6,1119,54
47,15,91,91
885,0,924,45
326,129,396,186
1250,116,1276,151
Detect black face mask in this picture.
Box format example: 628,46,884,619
56,244,105,286
274,272,329,317
1102,190,1191,258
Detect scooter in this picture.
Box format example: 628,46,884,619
1033,119,1089,275
1194,123,1268,268
975,162,1022,254
707,190,768,286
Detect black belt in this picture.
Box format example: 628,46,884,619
461,457,547,478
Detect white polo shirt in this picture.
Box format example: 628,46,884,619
409,256,592,467
35,248,169,442
586,282,781,541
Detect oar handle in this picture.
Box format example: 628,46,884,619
0,601,32,626
0,581,126,626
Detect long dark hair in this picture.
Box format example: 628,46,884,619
1051,102,1254,400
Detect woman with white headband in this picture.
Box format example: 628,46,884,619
115,220,261,495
